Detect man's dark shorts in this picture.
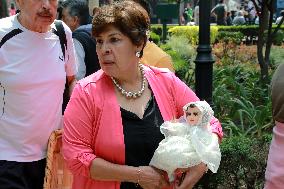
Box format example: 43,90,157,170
0,159,46,189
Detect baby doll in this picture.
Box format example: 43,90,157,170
149,101,221,182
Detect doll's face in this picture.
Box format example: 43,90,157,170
185,107,201,125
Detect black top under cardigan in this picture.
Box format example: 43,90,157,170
120,93,164,189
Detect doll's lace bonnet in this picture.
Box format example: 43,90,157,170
183,101,214,126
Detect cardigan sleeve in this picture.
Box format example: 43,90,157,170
170,73,223,140
63,83,97,177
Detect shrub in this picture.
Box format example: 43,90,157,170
270,46,284,68
213,42,258,65
195,135,270,189
168,26,219,45
150,31,160,44
218,135,269,189
272,30,284,46
151,24,284,45
161,35,196,85
151,24,177,39
166,35,196,61
159,35,283,189
151,25,163,36
218,25,284,45
215,31,244,45
212,62,273,137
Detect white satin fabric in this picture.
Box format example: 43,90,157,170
150,119,221,181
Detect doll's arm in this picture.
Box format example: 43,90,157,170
160,121,187,137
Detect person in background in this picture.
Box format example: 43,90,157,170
0,0,77,189
193,1,199,25
264,63,284,189
232,11,246,25
62,1,223,189
211,0,227,25
226,11,233,26
61,0,100,80
9,2,16,16
275,10,284,25
233,11,246,25
92,6,100,17
133,0,174,72
254,14,260,25
183,3,193,25
57,0,63,19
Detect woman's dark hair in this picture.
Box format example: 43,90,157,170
92,1,150,57
132,0,151,17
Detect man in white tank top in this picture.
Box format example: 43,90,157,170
0,0,77,188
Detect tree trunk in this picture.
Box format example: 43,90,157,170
261,4,275,83
256,4,269,83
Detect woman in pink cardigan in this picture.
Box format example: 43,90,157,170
62,1,223,189
264,63,284,189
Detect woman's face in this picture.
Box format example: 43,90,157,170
95,25,140,78
185,106,201,125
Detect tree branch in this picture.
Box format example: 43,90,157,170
272,17,284,36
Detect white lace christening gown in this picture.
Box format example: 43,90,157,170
150,121,221,182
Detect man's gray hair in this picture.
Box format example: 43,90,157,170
61,0,91,25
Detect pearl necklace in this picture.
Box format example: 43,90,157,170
111,64,146,99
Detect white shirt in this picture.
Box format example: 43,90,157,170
276,16,284,24
73,38,86,80
0,15,77,162
194,6,199,25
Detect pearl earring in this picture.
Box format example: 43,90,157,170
135,51,141,58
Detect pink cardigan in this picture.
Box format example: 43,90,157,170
63,66,223,189
264,121,284,189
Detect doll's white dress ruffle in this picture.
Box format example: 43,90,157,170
150,120,221,182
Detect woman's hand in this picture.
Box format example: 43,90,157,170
174,163,208,189
138,166,170,189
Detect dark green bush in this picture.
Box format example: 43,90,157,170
213,63,273,138
272,30,284,46
215,31,244,45
150,31,160,44
151,24,177,39
195,135,270,189
160,36,283,189
151,25,163,36
151,24,284,45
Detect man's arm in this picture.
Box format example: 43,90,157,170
73,39,86,80
211,5,216,15
224,4,228,19
67,75,77,96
